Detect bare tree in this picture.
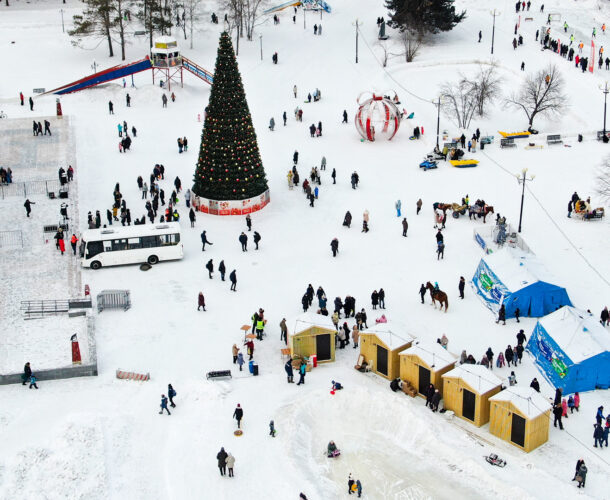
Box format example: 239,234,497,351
440,77,478,129
472,64,501,116
596,156,610,202
504,64,567,128
185,0,203,48
399,29,421,62
377,40,389,67
242,0,266,41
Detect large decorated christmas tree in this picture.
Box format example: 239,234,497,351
192,32,269,201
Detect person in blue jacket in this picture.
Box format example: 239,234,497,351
285,359,294,383
297,362,306,385
332,380,343,391
168,384,177,407
159,394,171,415
596,406,604,426
29,374,38,389
237,352,245,371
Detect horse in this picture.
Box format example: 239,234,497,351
468,204,494,223
426,282,449,312
433,202,452,214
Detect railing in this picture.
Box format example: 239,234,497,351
20,298,92,318
97,290,131,313
0,179,61,199
0,230,23,249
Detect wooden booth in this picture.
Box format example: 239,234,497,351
399,341,456,398
489,387,551,452
290,313,336,363
442,365,502,427
359,323,414,380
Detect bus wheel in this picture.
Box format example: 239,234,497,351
147,255,159,265
91,261,102,270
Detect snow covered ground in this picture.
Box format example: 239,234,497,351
0,0,609,498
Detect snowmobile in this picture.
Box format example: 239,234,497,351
484,454,506,467
419,156,438,171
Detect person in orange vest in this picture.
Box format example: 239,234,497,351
579,41,584,53
70,234,78,255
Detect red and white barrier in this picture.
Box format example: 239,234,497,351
116,370,150,381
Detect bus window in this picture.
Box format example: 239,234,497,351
127,238,142,250
112,239,128,251
141,235,159,248
86,241,104,259
103,240,113,252
173,233,180,244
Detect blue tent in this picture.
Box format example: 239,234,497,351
472,248,572,318
526,307,610,393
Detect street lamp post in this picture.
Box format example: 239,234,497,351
259,34,263,61
601,82,609,138
516,168,535,233
353,19,363,63
60,8,65,33
490,9,500,55
435,96,441,149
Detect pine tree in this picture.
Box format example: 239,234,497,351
385,0,465,35
192,32,269,201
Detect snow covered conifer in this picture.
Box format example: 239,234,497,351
192,31,269,201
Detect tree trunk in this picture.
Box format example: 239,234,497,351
104,14,114,57
116,0,126,61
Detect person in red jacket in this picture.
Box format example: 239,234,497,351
70,234,78,255
198,292,206,311
58,238,65,255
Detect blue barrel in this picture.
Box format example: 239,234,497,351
249,360,254,374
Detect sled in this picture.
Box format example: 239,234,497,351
524,144,543,150
419,159,438,171
484,454,506,467
449,159,479,168
498,130,531,139
327,450,341,458
234,430,243,436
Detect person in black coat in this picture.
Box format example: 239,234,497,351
189,208,196,227
573,459,585,481
486,347,494,369
430,390,441,412
425,384,435,407
554,387,562,406
505,345,515,366
285,359,294,383
496,304,506,325
342,110,348,123
530,377,540,392
334,297,343,316
359,309,368,329
217,447,228,476
24,199,35,217
302,294,309,312
378,288,385,309
239,232,248,251
206,259,214,279
436,230,444,244
219,260,226,281
515,344,524,363
22,362,32,385
371,290,379,309
253,231,261,250
330,238,339,257
230,270,237,291
419,284,426,304
516,329,527,345
233,404,244,429
458,277,465,299
553,403,564,429
343,211,352,228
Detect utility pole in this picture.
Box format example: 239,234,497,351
353,19,363,63
601,82,609,138
490,9,500,55
516,168,535,233
435,96,441,149
259,34,263,61
92,61,98,74
303,6,306,30
60,9,65,33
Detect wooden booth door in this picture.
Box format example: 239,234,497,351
377,345,388,376
511,413,526,447
462,389,476,421
418,366,431,395
316,334,331,361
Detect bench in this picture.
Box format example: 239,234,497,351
206,370,232,380
500,138,516,148
546,134,563,145
597,131,609,142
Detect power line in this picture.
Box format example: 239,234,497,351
481,151,610,290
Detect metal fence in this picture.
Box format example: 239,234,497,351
0,230,23,249
97,290,131,313
473,224,533,255
0,179,61,199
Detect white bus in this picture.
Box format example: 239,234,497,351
80,223,183,269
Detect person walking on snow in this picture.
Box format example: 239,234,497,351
159,394,171,415
395,199,401,217
226,452,235,477
285,358,294,383
168,384,177,407
230,270,237,291
198,292,206,311
217,448,228,476
206,259,214,279
233,404,244,429
219,260,226,281
237,352,245,370
239,232,248,251
201,230,213,251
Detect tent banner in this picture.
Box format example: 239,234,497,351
530,324,570,380
472,259,510,312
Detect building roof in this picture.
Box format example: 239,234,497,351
442,364,503,394
360,322,414,350
482,247,566,292
292,312,336,335
399,340,456,370
489,386,551,418
537,306,610,363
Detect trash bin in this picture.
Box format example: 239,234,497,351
252,364,259,376
481,141,485,150
249,360,254,374
311,354,318,368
